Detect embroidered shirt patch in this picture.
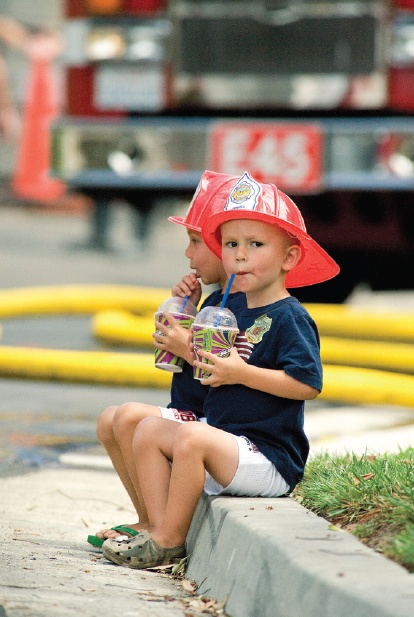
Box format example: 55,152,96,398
245,314,272,344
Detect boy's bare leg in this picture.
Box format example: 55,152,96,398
96,405,142,514
95,402,162,540
134,418,239,548
133,419,181,534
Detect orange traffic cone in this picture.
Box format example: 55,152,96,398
12,58,66,202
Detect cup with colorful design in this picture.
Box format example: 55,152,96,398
154,296,198,372
192,306,239,380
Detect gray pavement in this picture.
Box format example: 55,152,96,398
0,200,414,616
0,198,191,290
0,466,192,617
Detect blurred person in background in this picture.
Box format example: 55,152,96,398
0,14,63,141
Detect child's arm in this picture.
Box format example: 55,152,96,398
153,312,193,365
0,16,31,49
0,17,63,58
0,55,18,139
195,347,319,400
171,272,202,308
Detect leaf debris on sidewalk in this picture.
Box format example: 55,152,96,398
149,559,230,615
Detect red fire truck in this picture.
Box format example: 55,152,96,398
52,0,414,302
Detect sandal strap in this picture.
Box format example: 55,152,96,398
110,525,140,537
87,524,140,548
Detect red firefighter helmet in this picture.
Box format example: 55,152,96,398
168,170,239,231
202,171,340,288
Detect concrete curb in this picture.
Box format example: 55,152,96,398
186,494,414,617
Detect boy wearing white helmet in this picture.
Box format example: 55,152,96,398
88,171,245,547
101,172,339,570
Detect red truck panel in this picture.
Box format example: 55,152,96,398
65,0,165,17
65,66,126,117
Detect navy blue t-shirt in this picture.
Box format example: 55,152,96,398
168,289,246,416
203,296,322,491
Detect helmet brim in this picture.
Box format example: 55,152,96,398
168,215,201,232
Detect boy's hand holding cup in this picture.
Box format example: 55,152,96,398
154,296,198,372
192,306,239,380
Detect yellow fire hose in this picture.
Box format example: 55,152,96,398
0,344,413,407
306,303,414,342
0,346,171,389
0,285,167,318
322,365,414,408
93,311,155,347
92,310,414,374
0,285,414,407
0,286,413,343
320,337,414,374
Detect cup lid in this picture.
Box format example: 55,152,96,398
156,296,198,317
194,306,238,328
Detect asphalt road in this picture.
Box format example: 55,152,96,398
0,198,413,478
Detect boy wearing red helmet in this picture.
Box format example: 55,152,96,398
101,172,339,570
88,171,245,547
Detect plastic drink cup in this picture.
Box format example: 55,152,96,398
154,296,198,372
193,306,239,380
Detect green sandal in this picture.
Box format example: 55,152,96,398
87,525,140,548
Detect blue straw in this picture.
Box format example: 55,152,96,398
220,273,235,309
179,294,190,312
214,273,235,326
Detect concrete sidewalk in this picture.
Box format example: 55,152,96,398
0,465,189,617
1,457,413,617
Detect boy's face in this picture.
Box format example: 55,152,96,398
185,229,224,286
220,219,301,306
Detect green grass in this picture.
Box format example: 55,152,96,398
292,448,414,572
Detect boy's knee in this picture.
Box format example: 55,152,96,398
135,415,170,444
96,405,117,443
175,422,205,454
132,416,164,453
113,402,149,437
135,415,162,438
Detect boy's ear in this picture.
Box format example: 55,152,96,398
283,244,302,272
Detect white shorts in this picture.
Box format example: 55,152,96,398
159,407,208,424
204,435,289,498
158,408,288,497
